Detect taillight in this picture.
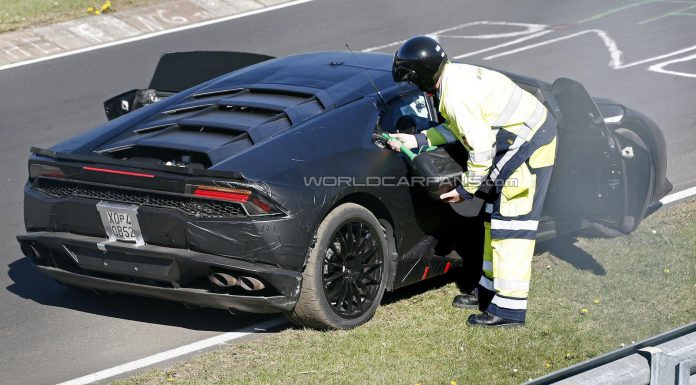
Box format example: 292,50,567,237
30,164,65,179
251,197,272,213
193,186,251,202
190,184,281,215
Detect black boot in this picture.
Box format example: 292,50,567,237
452,289,479,309
466,312,524,327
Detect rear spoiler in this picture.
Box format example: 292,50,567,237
30,147,246,180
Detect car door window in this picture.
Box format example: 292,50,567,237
380,93,432,133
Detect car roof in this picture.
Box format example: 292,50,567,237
203,51,408,107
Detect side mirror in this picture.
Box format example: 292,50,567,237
103,89,166,121
104,89,140,121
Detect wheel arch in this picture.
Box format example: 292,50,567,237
334,192,394,226
288,199,394,329
313,192,399,291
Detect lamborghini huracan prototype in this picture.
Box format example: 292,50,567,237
17,51,671,329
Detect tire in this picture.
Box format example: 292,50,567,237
287,203,390,329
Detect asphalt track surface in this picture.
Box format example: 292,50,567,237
1,0,694,383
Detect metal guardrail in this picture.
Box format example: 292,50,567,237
522,322,696,385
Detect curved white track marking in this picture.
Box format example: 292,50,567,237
616,44,696,69
483,29,623,64
484,29,696,72
363,20,696,79
436,21,547,39
428,21,547,40
0,0,314,72
453,30,552,59
362,21,546,52
649,52,696,78
660,187,696,205
57,317,287,385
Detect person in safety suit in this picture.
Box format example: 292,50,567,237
387,36,557,327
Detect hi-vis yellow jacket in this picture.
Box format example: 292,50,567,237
424,62,547,195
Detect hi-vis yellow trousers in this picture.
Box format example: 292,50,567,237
477,114,557,322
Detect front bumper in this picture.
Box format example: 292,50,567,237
17,231,302,314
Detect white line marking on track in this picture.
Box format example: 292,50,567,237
648,52,696,78
364,21,696,79
483,29,696,72
0,0,314,72
483,29,623,63
659,186,696,205
453,30,552,59
437,21,547,39
617,43,696,69
56,317,287,385
362,21,547,52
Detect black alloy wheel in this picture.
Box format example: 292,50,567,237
322,219,384,319
287,203,390,329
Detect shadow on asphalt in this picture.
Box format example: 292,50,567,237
5,257,277,332
537,237,607,276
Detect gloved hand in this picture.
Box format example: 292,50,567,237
387,133,418,152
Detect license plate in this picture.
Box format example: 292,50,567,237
96,202,145,246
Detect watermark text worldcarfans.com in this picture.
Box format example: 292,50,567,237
303,176,517,188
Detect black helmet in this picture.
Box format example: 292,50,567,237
392,36,448,93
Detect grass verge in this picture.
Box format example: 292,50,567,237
115,199,696,385
0,0,165,33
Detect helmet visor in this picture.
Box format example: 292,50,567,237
392,61,414,83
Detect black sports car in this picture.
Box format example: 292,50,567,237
17,51,671,329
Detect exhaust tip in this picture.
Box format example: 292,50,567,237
238,276,265,291
209,272,237,288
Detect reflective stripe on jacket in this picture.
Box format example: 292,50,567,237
424,62,548,194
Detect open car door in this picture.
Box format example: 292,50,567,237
543,78,634,233
103,51,274,120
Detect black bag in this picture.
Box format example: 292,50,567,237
411,145,493,217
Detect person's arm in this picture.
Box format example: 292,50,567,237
385,114,439,150
445,98,496,198
422,123,458,147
